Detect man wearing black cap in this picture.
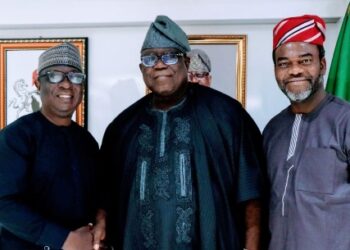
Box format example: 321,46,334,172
0,43,105,250
101,15,264,250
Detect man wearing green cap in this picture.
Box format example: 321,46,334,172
0,43,106,250
101,15,264,250
188,48,212,87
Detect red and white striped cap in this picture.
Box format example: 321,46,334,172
273,14,326,49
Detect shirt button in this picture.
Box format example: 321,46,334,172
44,246,50,250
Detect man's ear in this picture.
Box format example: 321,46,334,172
320,57,327,75
184,56,190,69
208,74,213,83
32,69,40,90
139,63,144,72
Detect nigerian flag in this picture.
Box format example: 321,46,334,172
326,3,350,101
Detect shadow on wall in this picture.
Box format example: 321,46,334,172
111,77,144,113
92,76,144,144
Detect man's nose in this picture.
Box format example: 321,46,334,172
153,58,168,69
58,77,73,88
288,63,303,76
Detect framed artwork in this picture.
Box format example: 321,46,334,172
0,38,88,129
188,35,247,106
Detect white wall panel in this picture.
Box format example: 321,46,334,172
0,0,346,144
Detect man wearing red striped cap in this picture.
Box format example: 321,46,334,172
263,15,350,250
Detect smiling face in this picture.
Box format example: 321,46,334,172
274,42,326,103
37,65,83,125
140,48,189,99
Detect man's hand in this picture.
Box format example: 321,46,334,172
62,225,93,250
245,199,261,250
91,209,107,250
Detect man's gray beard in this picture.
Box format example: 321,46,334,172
282,75,323,103
285,87,312,102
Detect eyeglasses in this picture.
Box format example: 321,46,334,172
141,52,184,67
189,72,209,79
39,71,86,85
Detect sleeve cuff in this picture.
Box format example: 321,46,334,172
36,222,70,249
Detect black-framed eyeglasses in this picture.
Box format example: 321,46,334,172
141,52,184,68
189,72,209,79
39,70,86,85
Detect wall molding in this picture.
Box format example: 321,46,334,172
0,0,345,29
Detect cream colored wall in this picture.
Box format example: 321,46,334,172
0,0,347,144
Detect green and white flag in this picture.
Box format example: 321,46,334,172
326,3,350,101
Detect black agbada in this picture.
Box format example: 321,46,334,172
0,112,99,250
100,84,263,250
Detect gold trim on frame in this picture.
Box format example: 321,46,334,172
188,34,247,107
0,38,87,129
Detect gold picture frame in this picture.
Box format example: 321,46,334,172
0,38,88,129
188,35,247,106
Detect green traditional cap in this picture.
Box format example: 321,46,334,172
38,42,82,73
141,15,191,53
188,48,211,73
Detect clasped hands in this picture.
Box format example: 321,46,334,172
62,209,107,250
